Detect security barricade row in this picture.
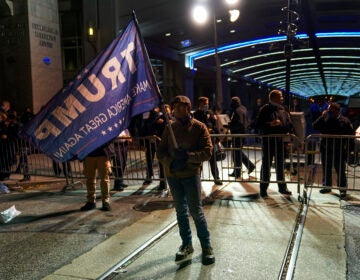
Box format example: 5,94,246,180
0,134,302,197
0,135,163,185
2,134,359,202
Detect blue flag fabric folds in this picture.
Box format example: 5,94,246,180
20,20,160,162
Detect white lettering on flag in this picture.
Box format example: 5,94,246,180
21,19,160,162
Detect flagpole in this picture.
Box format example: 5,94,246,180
132,11,179,149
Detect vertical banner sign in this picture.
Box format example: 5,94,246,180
21,19,161,162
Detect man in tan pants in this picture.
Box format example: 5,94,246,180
81,141,115,211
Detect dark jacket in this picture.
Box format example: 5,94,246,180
228,104,250,134
312,114,354,136
87,141,115,159
255,102,293,134
312,113,354,151
157,118,212,178
193,109,219,134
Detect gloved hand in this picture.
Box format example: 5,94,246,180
173,147,188,160
170,158,187,171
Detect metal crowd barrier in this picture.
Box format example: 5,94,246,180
201,133,303,200
3,133,359,202
0,135,165,190
0,134,302,197
303,134,360,202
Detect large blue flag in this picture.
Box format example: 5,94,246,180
21,19,161,162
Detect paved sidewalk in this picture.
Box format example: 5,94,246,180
0,179,360,279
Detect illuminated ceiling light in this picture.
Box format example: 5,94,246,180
165,33,171,37
221,49,313,67
238,62,319,75
229,9,240,22
320,47,360,51
186,32,360,69
323,62,360,66
192,5,208,25
185,34,309,68
316,32,360,38
243,66,319,76
255,71,321,81
323,67,360,72
88,27,94,36
217,19,222,23
322,56,360,60
226,0,239,5
232,56,316,72
230,29,236,33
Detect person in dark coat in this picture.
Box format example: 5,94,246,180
227,96,255,177
312,102,354,199
112,129,131,191
194,96,222,185
255,90,293,197
141,106,169,190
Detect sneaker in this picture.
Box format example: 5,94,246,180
279,189,292,195
228,172,240,177
340,191,347,200
248,165,255,175
80,202,96,211
175,244,194,264
114,181,128,188
19,175,31,182
202,247,215,265
159,189,169,198
0,183,10,194
101,202,111,211
260,187,268,198
214,179,223,185
157,183,167,191
320,188,331,194
143,178,152,185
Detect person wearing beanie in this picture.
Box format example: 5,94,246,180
157,95,215,266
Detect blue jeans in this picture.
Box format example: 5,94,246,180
167,175,211,249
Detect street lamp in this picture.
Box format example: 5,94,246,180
87,22,98,54
192,0,240,110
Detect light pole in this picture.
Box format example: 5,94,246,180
279,0,299,108
192,0,240,110
213,13,223,110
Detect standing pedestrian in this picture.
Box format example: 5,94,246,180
112,129,131,191
157,95,215,265
255,90,293,197
194,96,222,185
227,96,255,177
141,107,160,185
80,140,115,211
312,102,354,199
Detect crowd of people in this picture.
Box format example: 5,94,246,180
1,91,357,266
1,92,356,199
0,100,34,182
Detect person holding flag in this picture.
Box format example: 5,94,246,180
20,16,161,167
157,95,215,266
